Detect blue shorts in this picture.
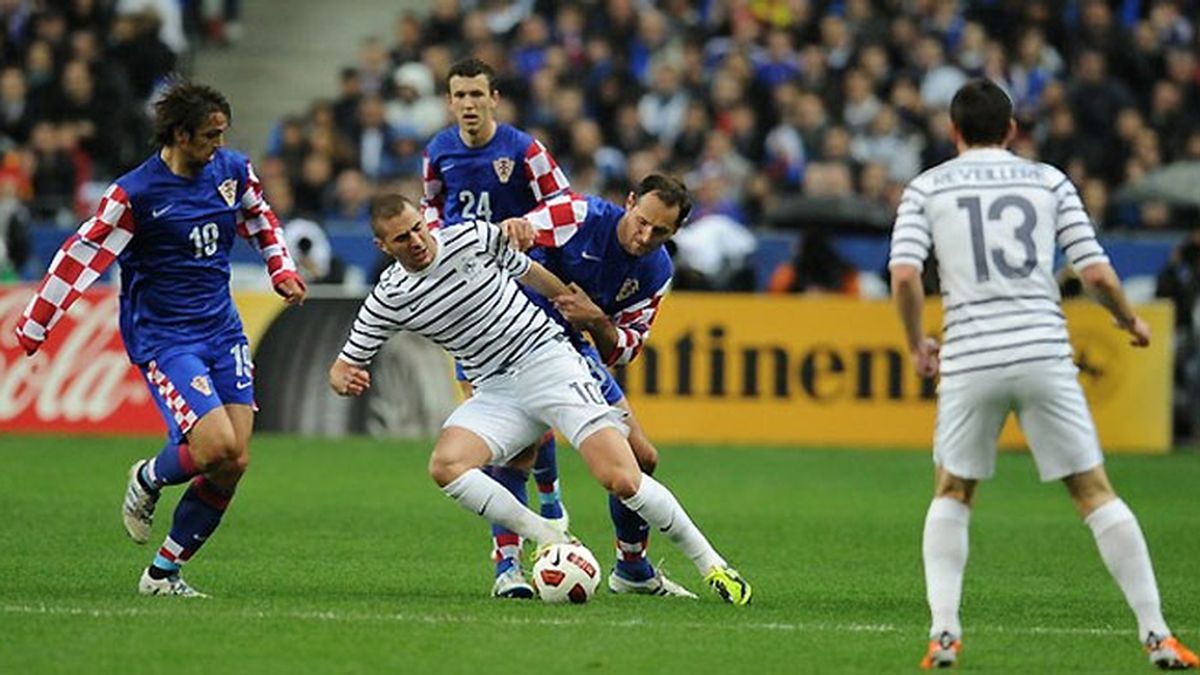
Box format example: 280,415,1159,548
456,343,624,405
139,337,255,443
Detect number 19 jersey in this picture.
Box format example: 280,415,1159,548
888,147,1109,377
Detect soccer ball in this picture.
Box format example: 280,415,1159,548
531,543,601,604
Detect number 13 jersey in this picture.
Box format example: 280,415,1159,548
888,147,1109,377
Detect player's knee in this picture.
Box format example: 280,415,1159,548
230,449,250,476
604,467,641,499
428,453,466,488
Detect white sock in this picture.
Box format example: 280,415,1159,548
1085,499,1169,639
442,469,565,546
923,496,970,639
620,474,726,575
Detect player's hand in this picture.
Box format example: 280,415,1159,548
552,283,605,329
274,273,307,306
329,358,371,397
14,329,40,356
499,217,536,251
910,337,940,378
1117,315,1152,348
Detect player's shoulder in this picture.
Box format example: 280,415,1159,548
640,246,673,288
210,147,250,176
583,193,621,224
112,153,162,201
497,123,533,147
425,126,460,156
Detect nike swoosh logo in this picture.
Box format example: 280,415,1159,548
151,205,174,218
478,494,493,516
442,163,455,171
236,380,253,390
581,251,601,261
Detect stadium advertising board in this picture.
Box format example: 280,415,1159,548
0,287,1172,451
0,285,162,433
614,295,1173,453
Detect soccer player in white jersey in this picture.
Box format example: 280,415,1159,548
327,193,752,604
889,80,1196,670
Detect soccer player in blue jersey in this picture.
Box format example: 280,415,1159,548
15,82,306,597
421,57,574,597
515,174,707,599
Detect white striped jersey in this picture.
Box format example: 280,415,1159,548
338,220,565,382
888,147,1109,377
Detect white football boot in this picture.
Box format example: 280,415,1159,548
138,568,208,598
122,461,158,544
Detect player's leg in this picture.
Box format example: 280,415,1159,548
606,398,696,598
432,389,572,549
529,347,749,603
140,340,254,596
531,432,564,519
919,373,1007,669
570,426,748,604
1020,365,1196,668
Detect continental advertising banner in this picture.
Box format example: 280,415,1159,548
614,295,1173,453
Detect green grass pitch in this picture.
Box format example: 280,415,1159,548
0,435,1196,674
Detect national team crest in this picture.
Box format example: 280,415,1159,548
616,278,640,302
217,178,237,207
493,157,515,184
191,375,213,397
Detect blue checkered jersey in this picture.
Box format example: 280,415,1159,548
525,192,673,365
420,123,569,228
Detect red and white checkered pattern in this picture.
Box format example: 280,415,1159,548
237,160,299,286
159,535,189,563
528,191,588,248
419,151,446,230
608,279,670,366
16,184,135,348
523,138,569,203
146,360,199,435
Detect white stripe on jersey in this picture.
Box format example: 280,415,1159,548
888,148,1109,377
339,221,565,382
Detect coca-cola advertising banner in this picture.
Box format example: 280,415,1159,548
0,285,163,434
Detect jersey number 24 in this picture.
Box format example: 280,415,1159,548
458,190,492,222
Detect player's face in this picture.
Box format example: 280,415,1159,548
180,111,228,167
618,192,681,257
375,207,437,272
448,74,497,136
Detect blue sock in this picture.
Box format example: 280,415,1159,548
151,476,231,574
486,466,529,577
140,441,198,489
532,435,562,519
610,494,653,581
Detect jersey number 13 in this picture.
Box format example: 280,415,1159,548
957,194,1038,282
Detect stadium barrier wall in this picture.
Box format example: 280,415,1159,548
613,295,1173,453
0,286,1172,452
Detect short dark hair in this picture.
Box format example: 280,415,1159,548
950,79,1013,146
447,57,497,92
153,81,232,147
369,193,417,236
635,174,692,228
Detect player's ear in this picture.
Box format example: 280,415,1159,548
625,192,636,210
1003,118,1018,146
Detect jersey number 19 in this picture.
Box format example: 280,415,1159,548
189,222,220,258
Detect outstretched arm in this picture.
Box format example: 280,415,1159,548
15,184,134,355
1078,263,1151,347
238,160,305,304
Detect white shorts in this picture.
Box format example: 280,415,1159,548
934,359,1103,482
442,339,629,464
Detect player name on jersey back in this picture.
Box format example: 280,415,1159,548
890,148,1110,377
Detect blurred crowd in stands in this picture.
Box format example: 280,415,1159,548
0,0,242,280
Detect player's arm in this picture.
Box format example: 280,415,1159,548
524,191,585,250
14,183,135,355
523,138,570,204
329,286,405,396
1077,264,1149,346
889,185,938,377
1052,173,1150,347
519,259,570,299
419,151,446,230
238,160,306,304
557,278,669,366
